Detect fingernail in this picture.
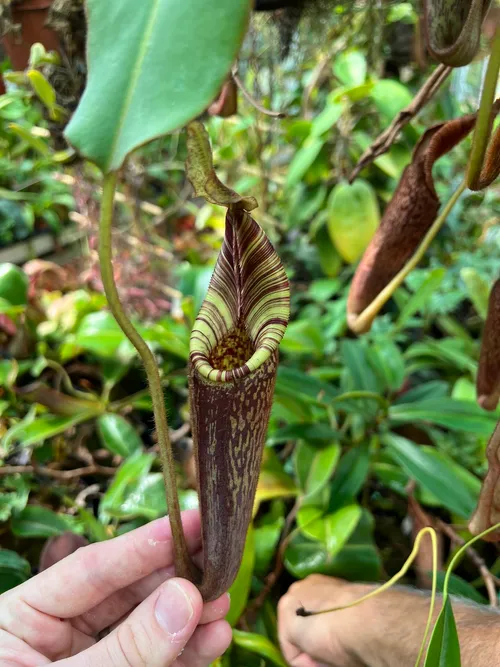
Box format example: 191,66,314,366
155,580,194,636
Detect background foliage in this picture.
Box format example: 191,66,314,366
1,2,500,665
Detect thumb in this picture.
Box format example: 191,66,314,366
61,578,203,667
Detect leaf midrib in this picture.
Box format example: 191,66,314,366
105,0,161,172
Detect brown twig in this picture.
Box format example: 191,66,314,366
436,518,498,607
231,69,287,119
0,464,116,480
349,64,452,182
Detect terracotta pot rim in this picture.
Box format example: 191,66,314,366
12,0,53,12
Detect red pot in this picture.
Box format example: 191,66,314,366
2,0,59,72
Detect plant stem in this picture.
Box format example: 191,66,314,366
442,521,500,606
99,172,198,583
467,26,500,190
351,180,467,334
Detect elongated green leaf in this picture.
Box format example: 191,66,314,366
227,527,255,627
340,340,381,393
11,506,74,538
4,413,90,449
232,630,287,667
8,123,50,156
65,0,252,172
425,598,461,666
27,70,56,113
389,399,498,436
0,550,31,593
311,102,343,137
286,138,323,188
97,414,143,457
383,433,479,518
329,446,370,511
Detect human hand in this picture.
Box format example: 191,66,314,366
0,510,232,666
278,574,375,667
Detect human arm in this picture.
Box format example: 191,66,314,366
278,574,500,667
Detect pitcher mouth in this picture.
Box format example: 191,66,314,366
190,210,289,383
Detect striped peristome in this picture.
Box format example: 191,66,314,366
190,208,290,382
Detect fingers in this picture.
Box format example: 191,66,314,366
73,564,228,637
57,579,204,667
199,594,231,625
177,620,232,667
2,510,201,621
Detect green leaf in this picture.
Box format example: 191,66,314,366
0,360,31,388
397,268,446,327
65,0,252,172
27,70,57,114
254,515,284,576
0,263,28,306
383,433,479,518
340,339,381,394
435,572,487,605
324,505,362,556
0,550,31,593
256,449,298,506
75,312,135,359
424,598,461,667
389,399,498,436
269,422,337,445
285,531,381,581
327,179,380,264
333,50,367,86
11,506,73,538
310,102,343,137
227,526,255,627
370,79,413,119
460,268,490,319
4,413,90,449
232,630,287,667
295,442,340,497
8,123,51,156
297,505,362,558
97,414,143,457
99,452,155,523
276,367,337,405
329,446,370,511
286,137,323,188
0,476,30,522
